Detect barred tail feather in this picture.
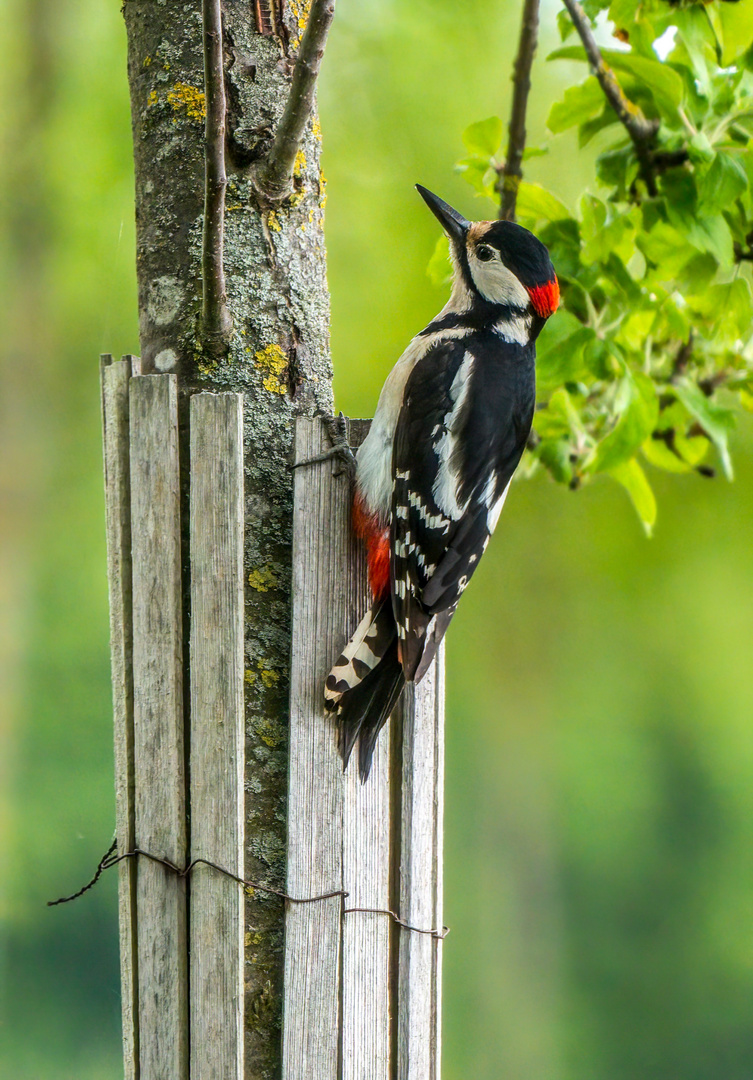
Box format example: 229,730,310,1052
324,598,394,709
339,639,405,782
324,599,405,781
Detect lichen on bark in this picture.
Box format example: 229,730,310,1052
123,1,333,1074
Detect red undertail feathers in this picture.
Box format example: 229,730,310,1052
353,490,390,600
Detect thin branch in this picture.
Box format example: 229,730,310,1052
497,0,540,222
253,0,336,203
201,0,233,350
561,0,660,195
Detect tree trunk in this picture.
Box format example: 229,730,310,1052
123,3,333,1075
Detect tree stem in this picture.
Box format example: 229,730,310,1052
562,0,659,195
498,0,540,222
201,0,233,351
253,0,336,203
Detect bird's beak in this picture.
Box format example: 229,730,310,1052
416,185,470,243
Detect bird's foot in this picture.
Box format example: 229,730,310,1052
292,412,357,480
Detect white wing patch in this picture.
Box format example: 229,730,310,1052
487,478,511,533
432,351,474,520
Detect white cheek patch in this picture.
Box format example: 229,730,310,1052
468,249,530,309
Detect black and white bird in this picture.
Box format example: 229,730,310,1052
325,185,559,780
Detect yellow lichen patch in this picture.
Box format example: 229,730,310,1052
253,343,288,395
267,209,281,233
198,359,218,375
248,659,281,693
244,931,262,947
256,715,282,746
318,171,328,208
167,82,206,122
148,89,158,107
143,55,153,68
294,148,307,177
287,191,305,209
290,0,311,31
248,565,279,593
259,666,280,689
311,116,322,142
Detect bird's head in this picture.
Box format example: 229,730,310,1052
416,184,559,322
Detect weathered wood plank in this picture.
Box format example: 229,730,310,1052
188,393,245,1080
100,353,139,1080
129,373,187,1080
396,650,445,1080
286,416,445,1080
340,421,391,1080
284,418,352,1080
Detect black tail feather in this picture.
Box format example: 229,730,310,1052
337,637,405,782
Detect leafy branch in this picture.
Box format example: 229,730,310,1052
561,0,659,194
444,0,753,533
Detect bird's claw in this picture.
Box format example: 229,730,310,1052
292,411,357,480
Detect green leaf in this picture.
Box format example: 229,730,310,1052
538,438,574,484
516,182,571,223
684,215,734,269
672,378,736,479
675,8,717,93
534,386,586,440
580,195,634,264
455,154,495,195
548,77,605,133
609,458,657,535
642,435,693,474
535,309,594,391
719,0,753,65
588,372,659,474
462,116,503,157
697,152,748,217
548,46,684,114
609,51,684,114
557,8,574,42
686,277,753,342
426,234,452,288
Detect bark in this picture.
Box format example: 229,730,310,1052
123,2,333,1076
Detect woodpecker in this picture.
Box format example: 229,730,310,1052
325,185,559,780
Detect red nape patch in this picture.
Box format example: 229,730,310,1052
528,277,560,318
353,491,391,599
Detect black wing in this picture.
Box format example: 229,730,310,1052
390,333,535,680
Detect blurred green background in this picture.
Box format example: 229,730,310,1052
2,1,753,1077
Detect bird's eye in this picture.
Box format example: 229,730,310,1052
476,244,494,262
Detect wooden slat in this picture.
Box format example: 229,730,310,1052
286,416,445,1080
396,650,445,1080
188,393,245,1080
284,418,353,1080
341,419,390,1080
129,373,187,1080
100,353,139,1080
